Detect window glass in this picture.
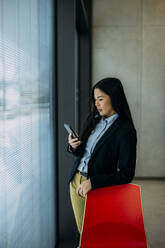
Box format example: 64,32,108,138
0,0,55,247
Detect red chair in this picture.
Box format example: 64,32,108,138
80,184,148,248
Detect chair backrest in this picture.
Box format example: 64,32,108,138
80,183,147,248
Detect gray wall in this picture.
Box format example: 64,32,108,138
92,0,165,177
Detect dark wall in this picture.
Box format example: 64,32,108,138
78,0,92,132
57,0,76,243
56,0,92,245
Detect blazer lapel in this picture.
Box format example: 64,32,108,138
90,117,121,160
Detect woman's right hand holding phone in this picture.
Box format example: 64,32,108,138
68,133,82,149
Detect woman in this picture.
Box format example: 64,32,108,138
67,77,137,242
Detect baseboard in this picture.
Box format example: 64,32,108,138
134,177,165,180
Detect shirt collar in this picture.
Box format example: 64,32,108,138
102,113,119,124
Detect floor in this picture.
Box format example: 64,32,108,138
132,179,165,248
57,179,165,248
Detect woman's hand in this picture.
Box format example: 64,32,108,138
68,133,82,149
76,179,92,196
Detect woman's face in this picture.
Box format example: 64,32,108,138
94,88,116,118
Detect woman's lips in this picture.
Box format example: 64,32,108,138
98,109,102,112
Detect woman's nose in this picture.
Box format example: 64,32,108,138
95,101,100,107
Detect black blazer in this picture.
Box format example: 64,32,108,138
67,117,137,190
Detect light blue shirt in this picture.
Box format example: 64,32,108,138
77,113,119,173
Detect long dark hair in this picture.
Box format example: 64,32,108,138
79,77,136,143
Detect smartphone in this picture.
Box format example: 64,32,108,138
64,123,79,139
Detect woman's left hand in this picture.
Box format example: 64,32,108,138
76,179,92,196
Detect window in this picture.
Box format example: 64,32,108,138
0,0,55,247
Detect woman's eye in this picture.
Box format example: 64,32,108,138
94,98,103,102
